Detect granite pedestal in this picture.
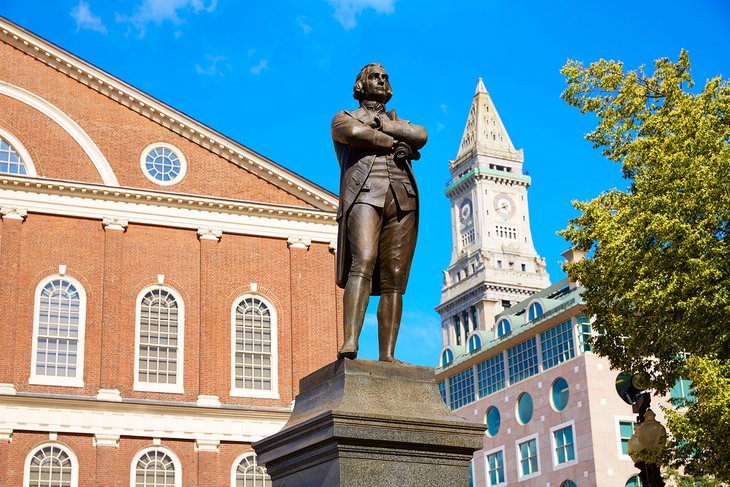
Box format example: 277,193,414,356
253,359,486,487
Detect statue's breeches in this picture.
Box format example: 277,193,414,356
347,188,416,294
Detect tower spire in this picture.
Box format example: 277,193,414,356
455,78,519,163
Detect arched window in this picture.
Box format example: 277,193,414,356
528,302,543,321
468,334,481,352
0,127,35,176
625,475,643,487
231,452,271,487
131,448,182,487
30,276,86,387
497,318,511,337
25,444,78,487
441,348,454,366
135,286,184,393
231,295,278,398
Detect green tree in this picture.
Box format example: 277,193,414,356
559,51,730,480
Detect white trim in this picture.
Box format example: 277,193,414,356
230,293,280,399
549,419,578,471
483,445,507,487
130,446,182,487
230,451,269,487
0,20,337,210
439,346,454,367
515,433,540,481
24,442,80,487
615,415,636,461
0,177,337,243
0,126,37,176
139,142,188,187
29,274,86,388
0,81,118,186
0,396,288,443
133,284,185,394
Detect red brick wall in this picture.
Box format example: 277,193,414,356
0,432,254,487
0,41,313,207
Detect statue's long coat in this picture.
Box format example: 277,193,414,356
331,106,426,296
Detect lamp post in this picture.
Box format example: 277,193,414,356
628,408,667,487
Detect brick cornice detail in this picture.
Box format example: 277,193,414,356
0,18,338,212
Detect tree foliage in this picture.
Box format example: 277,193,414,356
560,51,730,480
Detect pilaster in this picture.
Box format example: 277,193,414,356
0,207,27,383
98,217,127,397
198,228,222,404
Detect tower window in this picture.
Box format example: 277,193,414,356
521,263,526,272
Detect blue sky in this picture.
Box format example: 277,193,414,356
3,0,729,366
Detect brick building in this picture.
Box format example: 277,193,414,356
0,17,342,486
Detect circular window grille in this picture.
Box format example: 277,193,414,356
140,143,186,185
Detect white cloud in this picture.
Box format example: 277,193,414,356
195,54,228,76
117,0,217,35
298,16,312,34
70,1,107,34
440,103,448,116
249,59,269,75
435,123,445,133
327,0,396,30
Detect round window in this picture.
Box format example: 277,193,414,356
551,377,570,411
516,392,533,425
140,143,186,185
485,406,500,437
560,481,577,487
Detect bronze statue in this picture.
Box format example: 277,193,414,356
331,63,427,362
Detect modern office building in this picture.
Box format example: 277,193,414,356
0,17,342,486
435,81,671,486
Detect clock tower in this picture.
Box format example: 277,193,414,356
436,78,550,354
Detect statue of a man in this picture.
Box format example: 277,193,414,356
331,63,427,362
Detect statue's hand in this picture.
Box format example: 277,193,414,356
368,115,383,130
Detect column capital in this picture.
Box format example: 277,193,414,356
102,217,128,231
195,438,220,453
0,206,27,221
287,236,312,250
197,228,222,241
94,433,120,448
328,240,337,253
0,428,12,443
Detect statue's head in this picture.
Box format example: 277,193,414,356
353,63,392,104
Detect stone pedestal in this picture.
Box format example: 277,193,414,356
253,359,485,487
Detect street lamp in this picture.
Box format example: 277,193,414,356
616,372,667,487
628,408,667,487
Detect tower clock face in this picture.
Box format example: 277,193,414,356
460,199,473,224
494,195,515,218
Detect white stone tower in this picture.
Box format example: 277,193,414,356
436,78,550,354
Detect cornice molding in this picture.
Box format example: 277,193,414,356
0,393,290,444
0,205,27,221
0,17,338,212
0,175,338,242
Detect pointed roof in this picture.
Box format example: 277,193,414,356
0,16,338,212
455,78,519,162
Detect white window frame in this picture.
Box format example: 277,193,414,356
440,347,454,367
550,419,578,470
0,126,37,176
139,142,187,186
615,415,636,461
515,433,540,482
230,451,271,487
24,442,79,487
134,285,185,394
130,446,182,487
230,293,279,399
29,274,86,388
483,445,507,487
